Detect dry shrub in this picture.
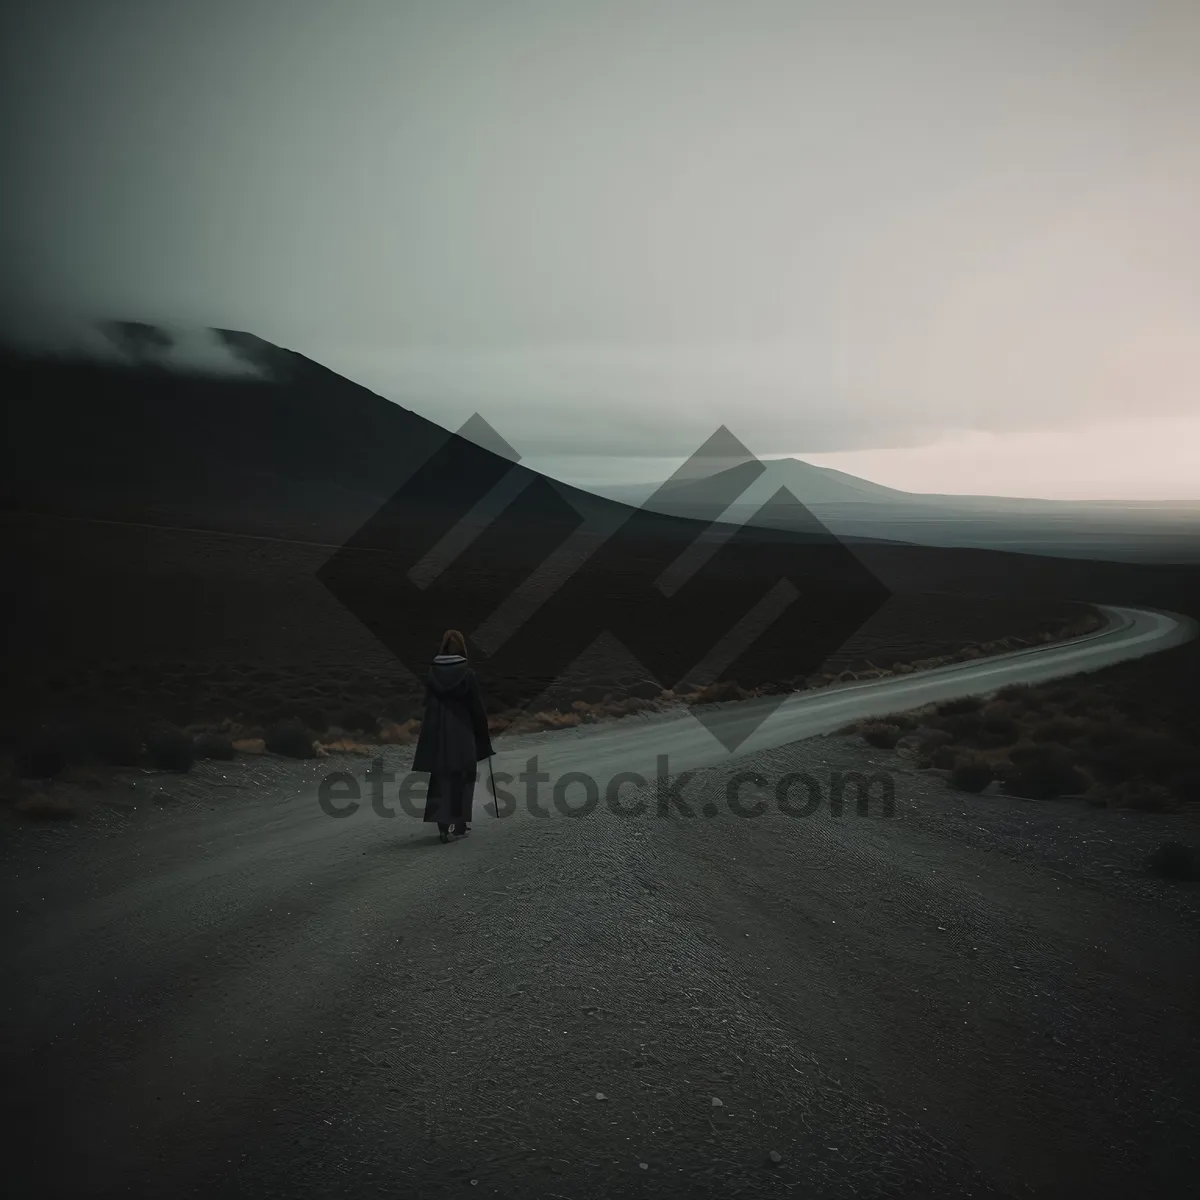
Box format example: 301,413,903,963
1104,779,1180,814
860,722,902,749
931,744,961,770
58,765,108,789
1031,716,1089,744
976,712,1021,747
913,726,955,750
265,720,317,759
87,721,143,767
15,792,76,820
232,737,266,754
194,731,236,760
873,711,918,732
950,757,994,793
378,718,420,745
318,738,376,755
981,699,1022,721
535,711,582,730
146,727,195,772
692,680,747,705
294,708,330,737
503,714,546,734
934,711,983,742
1002,744,1090,799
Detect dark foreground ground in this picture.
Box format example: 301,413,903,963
3,729,1198,1200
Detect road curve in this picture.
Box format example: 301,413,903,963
2,603,1197,1200
485,603,1196,807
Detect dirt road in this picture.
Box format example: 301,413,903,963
4,698,1199,1198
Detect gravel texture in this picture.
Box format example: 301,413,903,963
2,724,1198,1199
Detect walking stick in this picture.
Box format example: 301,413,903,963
487,755,500,819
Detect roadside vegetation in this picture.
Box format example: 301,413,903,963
846,646,1200,883
850,681,1199,812
0,603,1122,823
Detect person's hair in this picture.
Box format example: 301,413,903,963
439,628,468,658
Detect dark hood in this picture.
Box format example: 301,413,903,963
427,655,470,698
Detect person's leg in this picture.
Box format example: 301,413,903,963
437,821,450,843
454,772,475,835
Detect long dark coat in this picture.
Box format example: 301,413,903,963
412,655,494,824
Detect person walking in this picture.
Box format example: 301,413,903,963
412,629,495,843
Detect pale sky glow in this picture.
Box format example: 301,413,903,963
801,415,1200,503
2,0,1198,501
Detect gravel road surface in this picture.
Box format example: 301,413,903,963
3,605,1197,1198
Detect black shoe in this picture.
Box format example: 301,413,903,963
453,824,468,837
438,829,450,844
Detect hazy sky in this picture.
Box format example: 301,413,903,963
3,0,1198,499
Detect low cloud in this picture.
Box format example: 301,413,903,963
0,308,264,378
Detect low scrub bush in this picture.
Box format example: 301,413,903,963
860,722,902,749
264,720,317,759
1031,717,1088,744
876,711,919,731
535,710,583,730
936,696,984,717
15,792,76,820
1061,692,1105,717
1002,744,1090,799
378,718,420,745
931,744,961,770
1106,779,1179,814
972,711,1021,749
87,721,143,767
59,766,107,789
936,712,983,742
294,708,329,736
194,731,236,760
950,757,994,793
692,680,746,705
914,726,955,748
1080,721,1125,752
146,727,195,772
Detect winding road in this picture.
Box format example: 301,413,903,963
483,603,1195,796
2,604,1197,1199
